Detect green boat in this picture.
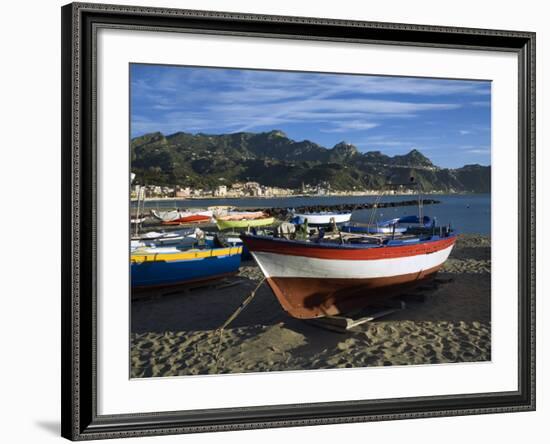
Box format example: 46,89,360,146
216,216,275,231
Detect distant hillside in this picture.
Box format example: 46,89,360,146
131,130,491,193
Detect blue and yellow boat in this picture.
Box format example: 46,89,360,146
131,240,242,290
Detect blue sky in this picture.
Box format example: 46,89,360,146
130,64,491,168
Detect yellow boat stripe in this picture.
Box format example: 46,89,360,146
131,246,242,263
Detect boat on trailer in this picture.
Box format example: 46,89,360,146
241,223,456,319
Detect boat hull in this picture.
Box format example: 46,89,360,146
292,213,351,226
216,217,275,230
131,246,242,289
161,214,211,225
242,235,456,319
223,233,253,260
152,209,213,223
265,264,442,318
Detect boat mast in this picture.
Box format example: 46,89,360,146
368,176,385,226
134,185,145,237
417,180,423,225
383,176,423,226
134,185,140,237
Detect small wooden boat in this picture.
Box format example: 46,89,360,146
216,216,275,231
215,211,274,230
341,215,432,235
215,211,265,221
131,229,196,250
241,223,456,319
291,211,352,226
161,215,212,225
131,239,242,289
151,209,213,224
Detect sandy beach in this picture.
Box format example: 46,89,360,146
130,234,491,377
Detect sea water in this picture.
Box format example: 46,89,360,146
139,194,491,235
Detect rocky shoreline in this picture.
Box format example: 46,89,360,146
131,197,440,219
261,199,441,220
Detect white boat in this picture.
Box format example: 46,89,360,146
291,211,352,226
131,229,196,251
151,209,213,224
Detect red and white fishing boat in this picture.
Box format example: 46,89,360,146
241,223,456,319
151,209,213,225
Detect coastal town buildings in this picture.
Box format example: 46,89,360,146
130,181,440,199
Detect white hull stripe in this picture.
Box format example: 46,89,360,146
293,214,351,224
251,244,454,279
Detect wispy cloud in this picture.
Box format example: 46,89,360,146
466,149,491,154
471,100,491,107
131,66,469,136
320,121,380,133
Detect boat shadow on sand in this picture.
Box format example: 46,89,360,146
130,234,491,377
132,274,308,334
130,269,491,377
131,267,490,335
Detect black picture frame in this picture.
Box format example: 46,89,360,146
61,2,536,440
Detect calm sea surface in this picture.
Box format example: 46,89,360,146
139,194,491,235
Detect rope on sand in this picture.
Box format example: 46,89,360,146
213,278,266,371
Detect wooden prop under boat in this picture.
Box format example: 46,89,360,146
241,230,456,319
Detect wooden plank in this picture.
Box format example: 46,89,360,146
306,307,400,333
131,278,237,301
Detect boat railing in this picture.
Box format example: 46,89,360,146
319,231,384,245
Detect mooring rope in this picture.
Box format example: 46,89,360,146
213,277,266,371
368,193,383,226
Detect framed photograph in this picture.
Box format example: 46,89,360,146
61,2,535,440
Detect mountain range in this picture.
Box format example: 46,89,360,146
130,130,491,193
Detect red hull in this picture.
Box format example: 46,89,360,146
161,215,211,225
266,264,443,319
241,234,457,319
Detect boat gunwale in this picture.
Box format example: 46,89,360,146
241,232,458,251
131,246,243,263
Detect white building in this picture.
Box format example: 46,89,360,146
214,185,227,197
